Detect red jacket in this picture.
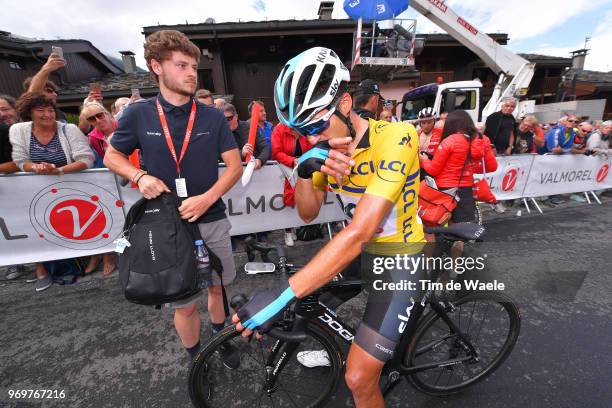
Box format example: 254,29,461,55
421,133,498,188
271,123,311,167
271,123,312,206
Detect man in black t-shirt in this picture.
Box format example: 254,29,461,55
513,116,537,154
104,30,242,366
485,97,517,155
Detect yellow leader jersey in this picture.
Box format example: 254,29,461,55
313,120,424,244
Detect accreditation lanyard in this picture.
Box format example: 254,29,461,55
156,99,197,178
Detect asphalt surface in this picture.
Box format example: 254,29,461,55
1,198,611,408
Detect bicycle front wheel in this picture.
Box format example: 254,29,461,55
188,322,343,408
404,292,521,396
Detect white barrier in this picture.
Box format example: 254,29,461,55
0,164,345,267
475,154,612,198
521,154,612,197
2,155,610,266
478,155,535,200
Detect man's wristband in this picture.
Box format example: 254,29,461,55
133,171,147,184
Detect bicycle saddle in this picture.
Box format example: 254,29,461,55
424,223,485,241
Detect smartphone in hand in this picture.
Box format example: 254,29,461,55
90,82,102,93
51,46,63,59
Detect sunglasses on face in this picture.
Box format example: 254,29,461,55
87,112,106,123
201,95,212,99
225,115,234,122
295,103,340,137
567,119,578,123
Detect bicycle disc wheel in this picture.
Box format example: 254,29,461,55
188,322,342,408
404,292,521,395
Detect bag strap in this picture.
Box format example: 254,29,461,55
123,196,149,235
455,135,473,195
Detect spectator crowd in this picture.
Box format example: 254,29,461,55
1,42,611,290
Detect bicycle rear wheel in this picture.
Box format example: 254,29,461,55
404,292,521,395
188,322,342,408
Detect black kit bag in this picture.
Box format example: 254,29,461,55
118,192,227,310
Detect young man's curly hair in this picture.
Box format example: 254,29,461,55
144,30,201,83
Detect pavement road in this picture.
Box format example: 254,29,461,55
1,201,611,408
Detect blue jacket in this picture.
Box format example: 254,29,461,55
545,125,575,153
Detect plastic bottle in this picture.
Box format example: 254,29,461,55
194,239,211,289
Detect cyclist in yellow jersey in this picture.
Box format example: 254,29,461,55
312,119,424,244
233,47,426,408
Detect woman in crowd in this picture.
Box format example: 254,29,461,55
9,92,94,292
271,122,311,246
80,101,117,168
79,101,118,275
419,110,497,254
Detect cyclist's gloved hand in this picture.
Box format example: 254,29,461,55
296,140,331,179
237,281,296,333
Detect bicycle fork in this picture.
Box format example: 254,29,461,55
263,314,308,393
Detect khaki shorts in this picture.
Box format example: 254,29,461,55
166,217,235,309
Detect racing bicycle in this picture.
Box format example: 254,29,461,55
188,223,521,407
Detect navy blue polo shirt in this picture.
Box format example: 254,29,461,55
111,94,238,223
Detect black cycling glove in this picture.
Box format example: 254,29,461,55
296,140,331,179
237,281,296,333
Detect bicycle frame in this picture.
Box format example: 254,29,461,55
261,277,480,394
249,235,482,394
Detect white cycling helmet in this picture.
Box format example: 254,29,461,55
418,107,436,121
274,47,351,131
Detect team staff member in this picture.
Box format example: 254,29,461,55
353,79,383,120
104,30,242,366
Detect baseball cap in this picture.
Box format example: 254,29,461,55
356,79,381,96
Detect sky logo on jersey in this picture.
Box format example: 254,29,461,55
376,160,408,182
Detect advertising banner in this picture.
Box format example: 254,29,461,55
522,154,612,197
0,170,126,266
0,165,345,266
475,155,535,200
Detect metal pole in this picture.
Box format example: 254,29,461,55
353,17,363,69
530,198,543,213
522,198,531,213
590,191,602,205
583,191,591,204
326,223,333,240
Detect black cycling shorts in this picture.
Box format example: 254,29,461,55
353,254,427,362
